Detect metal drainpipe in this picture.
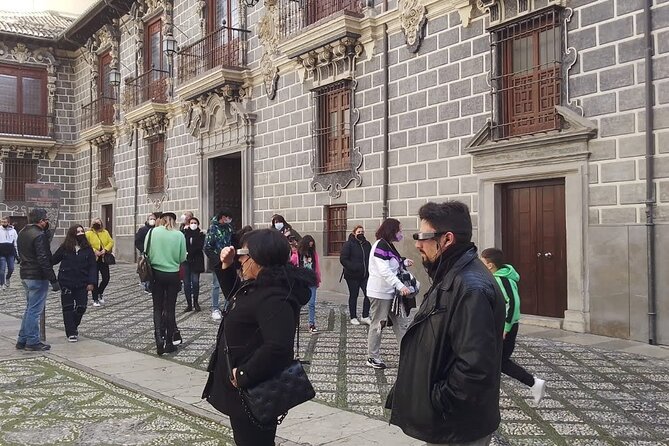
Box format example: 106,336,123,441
381,18,389,220
132,38,140,262
643,0,657,345
88,142,93,224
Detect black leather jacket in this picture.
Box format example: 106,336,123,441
386,248,505,444
17,224,56,282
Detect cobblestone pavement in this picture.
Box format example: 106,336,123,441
0,356,234,445
1,265,669,445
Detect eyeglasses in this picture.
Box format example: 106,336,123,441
412,232,446,241
236,248,249,256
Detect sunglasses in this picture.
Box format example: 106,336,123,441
412,232,446,241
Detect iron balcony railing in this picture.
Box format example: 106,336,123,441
0,112,50,137
82,96,116,129
125,68,169,107
278,0,364,39
177,25,250,85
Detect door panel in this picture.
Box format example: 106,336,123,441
212,156,242,227
102,204,113,238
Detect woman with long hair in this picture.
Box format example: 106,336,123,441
296,235,321,333
182,216,205,312
366,218,414,369
85,217,114,307
52,225,97,342
270,214,301,241
339,225,372,325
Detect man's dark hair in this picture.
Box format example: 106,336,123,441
240,228,290,267
418,201,472,243
29,208,48,224
232,225,254,249
216,208,233,220
62,225,90,252
375,218,401,242
481,248,504,269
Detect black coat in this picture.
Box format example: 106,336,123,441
17,224,56,282
339,234,372,280
135,223,152,254
52,246,97,290
202,265,316,418
386,248,505,444
183,228,205,273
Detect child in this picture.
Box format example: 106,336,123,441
481,248,546,404
296,235,321,334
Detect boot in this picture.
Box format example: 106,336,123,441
184,294,193,313
154,331,165,356
193,293,201,312
164,342,177,354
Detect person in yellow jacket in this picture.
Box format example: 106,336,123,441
85,218,114,307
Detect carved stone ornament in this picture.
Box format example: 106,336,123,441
197,0,207,37
297,37,365,87
0,146,50,160
137,113,170,138
399,0,428,53
256,1,280,99
260,52,279,100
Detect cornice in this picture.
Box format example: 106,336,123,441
175,67,246,102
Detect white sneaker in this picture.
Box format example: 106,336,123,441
211,309,222,321
360,317,372,325
99,295,105,304
68,335,78,342
93,301,101,307
350,318,361,325
531,378,546,404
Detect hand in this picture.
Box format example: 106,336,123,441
86,284,94,292
230,367,239,388
220,246,235,270
399,286,410,296
503,331,507,340
405,259,414,267
51,282,61,292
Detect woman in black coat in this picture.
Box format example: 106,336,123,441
52,225,97,342
339,225,372,325
182,217,205,312
202,229,316,446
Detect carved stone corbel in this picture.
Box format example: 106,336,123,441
399,0,427,53
137,113,170,138
257,0,280,99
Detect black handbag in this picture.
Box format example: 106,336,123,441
391,264,419,317
136,229,154,282
103,252,116,265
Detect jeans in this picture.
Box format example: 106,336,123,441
211,272,220,310
426,434,493,446
502,323,535,387
60,286,88,337
17,279,49,346
93,261,110,301
0,254,15,285
367,296,410,360
151,270,180,345
229,414,277,446
182,263,200,306
308,286,317,326
345,277,370,319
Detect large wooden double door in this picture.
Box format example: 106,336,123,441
502,179,567,318
211,155,242,227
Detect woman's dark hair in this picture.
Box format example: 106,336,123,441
481,248,504,269
298,235,316,256
240,228,291,267
188,217,200,226
61,225,89,252
375,218,401,242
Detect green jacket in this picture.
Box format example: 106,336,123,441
144,226,186,273
493,265,521,333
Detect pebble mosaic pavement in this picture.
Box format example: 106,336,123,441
1,265,669,445
0,356,234,445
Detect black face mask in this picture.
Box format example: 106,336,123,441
92,223,101,230
76,234,87,245
1,224,7,228
43,222,50,231
356,234,365,242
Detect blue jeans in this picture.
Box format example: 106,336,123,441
308,286,317,326
182,263,200,303
0,254,15,285
17,279,49,346
211,272,220,310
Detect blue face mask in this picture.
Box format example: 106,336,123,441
274,222,284,231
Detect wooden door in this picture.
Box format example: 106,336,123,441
502,179,567,318
211,156,242,227
102,204,113,238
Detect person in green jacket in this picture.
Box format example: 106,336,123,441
481,248,546,405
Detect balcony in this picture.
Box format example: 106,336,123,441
278,0,364,40
175,26,250,101
123,68,170,128
0,112,50,138
81,96,116,142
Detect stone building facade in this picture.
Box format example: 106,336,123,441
0,0,667,344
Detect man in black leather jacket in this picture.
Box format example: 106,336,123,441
16,208,58,351
386,201,505,446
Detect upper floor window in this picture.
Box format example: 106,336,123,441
97,143,114,189
491,7,562,139
326,204,347,255
0,65,48,137
279,0,364,38
207,0,240,33
145,18,167,73
148,136,165,194
314,81,351,174
2,158,38,201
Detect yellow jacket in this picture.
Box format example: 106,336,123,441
86,229,114,252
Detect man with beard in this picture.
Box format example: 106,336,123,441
385,201,505,446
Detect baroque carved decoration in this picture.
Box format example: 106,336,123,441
561,7,580,114
399,0,427,53
257,1,280,99
137,113,170,138
296,37,365,87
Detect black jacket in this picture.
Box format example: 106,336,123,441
339,234,372,280
183,228,205,273
52,246,97,290
386,247,505,444
135,223,152,254
17,224,56,282
202,264,316,418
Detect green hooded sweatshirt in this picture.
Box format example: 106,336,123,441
493,264,521,333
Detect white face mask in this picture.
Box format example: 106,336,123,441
274,222,284,231
148,219,156,226
189,223,198,231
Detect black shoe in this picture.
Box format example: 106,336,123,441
15,342,25,350
183,305,193,313
164,343,177,354
193,301,201,312
25,342,51,351
155,332,165,356
173,331,182,345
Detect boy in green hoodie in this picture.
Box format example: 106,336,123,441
481,248,546,405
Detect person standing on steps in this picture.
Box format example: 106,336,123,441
339,225,372,325
85,217,114,307
481,247,547,405
182,217,205,312
52,225,97,342
135,212,158,293
0,216,18,290
204,209,234,321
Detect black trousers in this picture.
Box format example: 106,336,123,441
93,261,110,301
60,286,88,337
229,415,277,446
151,270,180,344
346,277,370,319
502,323,535,387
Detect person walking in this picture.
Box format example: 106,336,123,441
85,217,114,307
204,209,234,321
295,235,321,333
183,217,205,312
339,225,372,325
135,212,158,293
365,218,414,369
52,225,97,342
145,212,186,355
386,202,505,446
15,208,58,351
202,229,316,446
481,247,547,404
0,216,18,290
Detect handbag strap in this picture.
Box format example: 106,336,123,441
145,228,154,258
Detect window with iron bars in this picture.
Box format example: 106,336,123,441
326,204,347,255
97,143,113,189
2,158,38,202
491,7,562,139
313,81,351,174
148,137,165,194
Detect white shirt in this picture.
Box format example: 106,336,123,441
0,225,18,253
